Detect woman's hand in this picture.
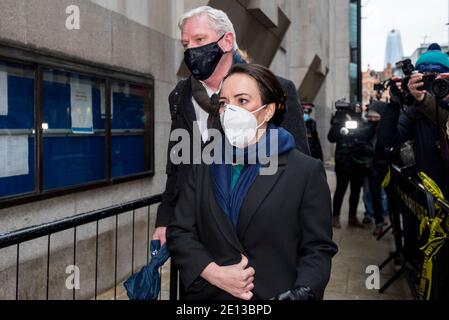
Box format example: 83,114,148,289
201,255,255,300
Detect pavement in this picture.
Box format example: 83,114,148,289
324,169,413,300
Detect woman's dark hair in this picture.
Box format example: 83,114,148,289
224,63,287,126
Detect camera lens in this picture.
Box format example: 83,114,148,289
431,78,449,99
340,127,349,136
418,74,437,92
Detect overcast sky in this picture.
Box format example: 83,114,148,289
362,0,449,71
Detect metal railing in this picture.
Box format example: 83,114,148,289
0,194,179,300
378,165,449,299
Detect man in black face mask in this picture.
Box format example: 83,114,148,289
153,6,310,246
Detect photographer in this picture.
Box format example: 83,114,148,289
303,103,324,161
364,102,389,236
377,43,449,199
328,102,377,228
410,72,449,136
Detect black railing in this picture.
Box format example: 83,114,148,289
0,194,179,300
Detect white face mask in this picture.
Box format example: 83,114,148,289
220,103,267,148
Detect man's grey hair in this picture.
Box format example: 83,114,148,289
178,6,238,50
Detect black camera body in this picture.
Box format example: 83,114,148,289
335,100,357,112
396,59,416,94
396,58,415,76
393,58,449,103
402,73,437,94
332,100,363,137
373,83,385,92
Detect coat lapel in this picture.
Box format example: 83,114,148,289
237,154,288,240
206,171,245,253
179,77,197,133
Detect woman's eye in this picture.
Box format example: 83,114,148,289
219,101,226,108
238,98,248,104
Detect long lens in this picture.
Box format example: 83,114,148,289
431,78,449,99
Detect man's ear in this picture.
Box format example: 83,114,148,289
222,32,234,53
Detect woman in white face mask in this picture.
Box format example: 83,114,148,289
218,72,274,148
167,63,337,301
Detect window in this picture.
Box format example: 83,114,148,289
111,82,151,178
0,46,154,206
42,69,107,190
0,61,36,198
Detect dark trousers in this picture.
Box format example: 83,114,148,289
333,166,366,218
366,164,388,226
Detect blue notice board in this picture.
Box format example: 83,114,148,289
41,79,106,191
0,74,35,198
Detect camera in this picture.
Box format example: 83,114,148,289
396,59,417,93
374,83,385,93
431,78,449,99
340,120,359,136
402,72,437,94
335,99,358,112
332,100,361,136
395,59,421,94
396,59,415,77
392,58,449,103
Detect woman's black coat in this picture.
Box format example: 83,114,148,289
167,149,338,300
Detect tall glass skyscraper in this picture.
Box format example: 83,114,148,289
384,29,404,68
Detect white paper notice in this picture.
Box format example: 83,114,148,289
0,135,29,178
71,80,93,134
0,71,8,116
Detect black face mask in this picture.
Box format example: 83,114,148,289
184,34,226,81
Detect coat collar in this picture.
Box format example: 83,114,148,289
179,77,197,133
207,178,245,253
237,153,288,240
207,152,289,250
